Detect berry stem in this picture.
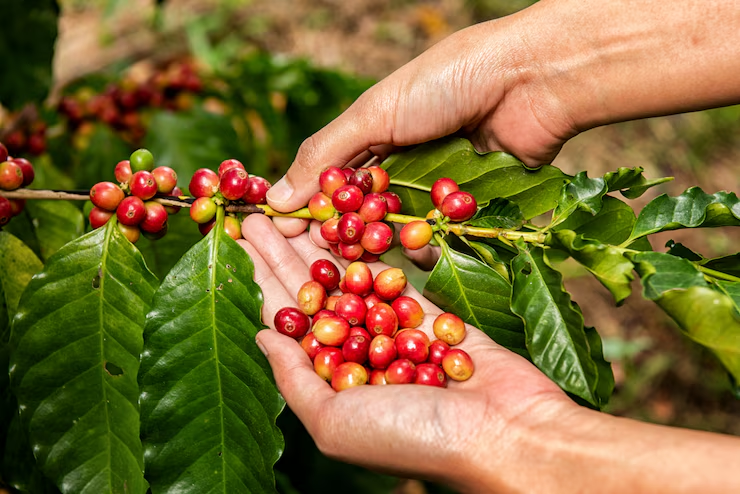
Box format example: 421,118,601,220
446,223,546,244
384,212,426,224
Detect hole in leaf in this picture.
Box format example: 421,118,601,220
92,268,103,289
521,262,532,276
105,361,124,376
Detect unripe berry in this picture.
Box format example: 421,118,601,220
349,168,373,195
319,166,347,197
12,158,35,187
0,197,12,226
223,215,243,240
430,177,459,209
365,303,398,337
442,348,475,381
360,221,393,255
325,295,339,311
342,334,371,364
117,223,140,243
433,312,467,345
219,167,250,200
381,191,402,214
334,293,367,327
338,242,364,261
297,280,327,316
391,296,424,329
373,267,407,301
190,197,217,224
331,362,368,391
140,201,168,233
189,168,220,198
385,359,416,384
320,217,340,243
312,315,351,346
400,221,433,250
116,196,146,226
428,340,451,366
300,332,324,361
368,166,390,193
414,363,447,387
242,176,271,204
114,159,132,184
332,184,364,213
90,181,125,211
130,171,158,200
394,328,430,364
0,161,23,190
218,158,244,177
152,166,178,194
314,347,344,381
368,335,397,369
344,261,373,296
440,191,477,222
337,212,365,244
129,148,155,172
273,306,310,339
308,192,336,222
310,259,341,291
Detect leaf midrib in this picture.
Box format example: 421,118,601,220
98,220,114,493
209,213,227,489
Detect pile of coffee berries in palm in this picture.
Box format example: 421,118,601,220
312,165,402,263
188,159,272,240
88,148,180,243
0,141,35,227
274,259,475,392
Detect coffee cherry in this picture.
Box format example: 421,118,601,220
312,315,351,346
130,171,158,200
433,312,467,345
189,168,220,198
360,251,381,263
242,176,271,204
12,158,35,187
198,218,216,236
373,267,407,301
297,280,327,316
219,167,250,200
365,303,398,337
218,158,244,177
325,295,339,311
349,169,373,195
0,142,7,162
342,334,371,364
308,192,336,221
0,161,23,190
430,177,460,209
391,296,424,329
152,166,178,194
338,242,364,261
357,193,388,223
428,340,451,366
129,148,155,172
314,309,336,322
442,348,474,381
274,307,311,339
140,201,168,233
223,215,243,240
0,197,12,226
190,197,217,224
385,359,416,384
88,207,113,229
142,223,169,241
360,221,393,255
8,199,24,216
369,369,388,385
368,166,390,193
117,223,141,243
164,186,183,215
300,332,324,360
90,181,124,211
320,217,340,243
331,362,368,391
394,328,430,364
400,221,433,250
310,259,341,291
414,363,447,388
440,191,477,222
114,160,132,184
344,261,373,296
332,185,364,213
368,335,397,369
116,196,146,226
319,166,347,196
334,293,367,327
381,191,402,214
364,293,383,310
350,326,372,340
342,168,354,180
338,276,348,293
337,212,365,244
314,347,344,381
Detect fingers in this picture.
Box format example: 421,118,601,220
403,244,441,271
271,217,309,238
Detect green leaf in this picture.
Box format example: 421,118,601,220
0,232,43,318
584,326,615,406
466,198,523,229
135,212,203,280
715,281,740,310
139,212,285,494
551,172,607,226
382,137,568,219
628,187,740,243
510,243,610,408
546,230,634,305
631,252,707,300
73,125,131,187
5,201,85,261
0,0,59,109
423,239,526,356
9,222,158,494
2,414,61,494
464,239,510,281
603,166,673,199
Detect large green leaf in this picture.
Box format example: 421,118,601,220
510,243,611,408
5,201,85,261
603,166,673,199
0,232,43,317
465,198,523,229
631,251,707,300
382,137,568,219
0,0,59,109
139,211,284,494
627,187,740,243
9,222,158,494
2,414,60,494
550,172,607,227
423,239,526,356
715,281,740,310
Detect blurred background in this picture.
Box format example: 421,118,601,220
2,0,739,491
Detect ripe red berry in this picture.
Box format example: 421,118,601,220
12,158,35,187
0,142,7,162
130,171,158,200
0,197,12,226
342,168,354,180
219,167,250,200
117,223,140,243
368,166,390,193
116,196,146,226
114,160,133,184
297,280,327,316
189,168,220,198
360,251,381,263
242,176,271,204
308,192,336,221
274,307,311,339
129,148,155,172
344,261,373,296
365,303,398,337
369,369,388,385
337,212,365,244
332,185,364,213
90,181,125,211
433,313,467,345
391,296,424,329
88,207,114,229
319,166,347,197
428,340,451,366
314,309,337,322
314,347,344,381
320,217,340,244
342,334,371,364
373,268,407,301
312,315,351,346
414,363,447,387
368,335,397,369
430,177,460,209
325,295,339,311
164,186,183,215
440,191,477,222
364,293,383,310
331,362,368,391
218,158,244,177
8,199,24,216
400,221,433,250
198,218,216,236
140,201,168,233
442,348,474,381
357,193,388,223
310,259,341,291
300,332,324,361
0,161,24,190
190,197,217,224
223,216,243,240
142,224,169,241
334,293,367,327
349,168,373,195
360,221,393,255
349,326,371,340
385,359,416,384
394,328,430,364
338,242,364,261
152,166,178,194
381,191,402,214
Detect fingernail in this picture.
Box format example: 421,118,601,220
267,177,293,205
256,337,269,357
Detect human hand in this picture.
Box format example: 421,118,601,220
238,214,580,491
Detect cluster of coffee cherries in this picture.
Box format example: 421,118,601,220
309,165,403,262
274,259,475,392
2,120,47,157
188,160,272,240
88,148,180,243
0,141,36,226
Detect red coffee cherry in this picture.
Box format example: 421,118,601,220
190,197,217,224
189,168,220,198
385,359,416,384
8,198,24,216
440,191,477,222
218,158,244,177
130,170,158,200
152,166,178,194
117,223,140,243
0,142,7,162
357,193,387,223
341,334,371,364
364,293,383,310
319,166,347,197
394,328,430,364
365,303,398,338
332,184,364,213
433,312,467,345
297,280,327,316
313,309,336,322
442,348,475,381
349,168,373,195
116,196,147,226
114,160,133,184
337,212,365,244
349,326,372,340
274,307,311,339
242,176,271,204
0,197,12,226
391,296,424,329
89,207,114,229
325,295,339,311
368,166,390,193
342,168,354,180
368,335,397,369
338,242,364,261
400,221,433,250
12,158,35,187
300,332,324,361
331,362,368,391
369,369,388,385
140,201,168,234
198,218,216,236
344,261,373,296
360,221,393,255
310,259,341,291
314,347,344,381
334,293,367,327
90,181,125,211
414,363,447,388
0,161,24,190
312,315,351,346
430,177,460,209
142,224,169,241
164,186,183,215
320,217,340,244
373,267,407,301
219,167,250,201
223,215,243,240
360,251,381,263
381,191,402,214
428,340,451,366
308,192,336,221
